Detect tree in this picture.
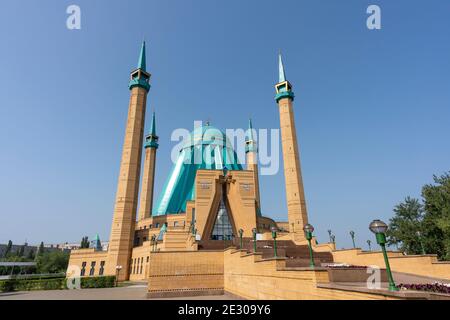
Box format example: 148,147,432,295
388,172,450,261
387,197,424,254
80,236,90,249
36,250,70,274
17,245,25,257
26,249,35,260
3,240,13,258
421,172,450,260
37,241,45,256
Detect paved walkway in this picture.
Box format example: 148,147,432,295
0,284,240,300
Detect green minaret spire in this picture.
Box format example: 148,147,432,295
278,52,286,83
145,112,159,149
275,52,294,103
94,234,102,251
138,41,147,71
246,118,257,153
150,111,156,136
247,118,254,141
129,41,151,92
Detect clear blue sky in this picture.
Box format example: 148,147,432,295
0,0,449,250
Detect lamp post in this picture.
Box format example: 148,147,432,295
367,239,372,251
303,224,315,268
252,228,257,253
327,229,332,243
238,229,244,249
271,227,278,258
369,219,398,291
115,265,122,286
349,230,356,248
416,231,426,255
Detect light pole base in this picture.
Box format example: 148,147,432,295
388,283,399,292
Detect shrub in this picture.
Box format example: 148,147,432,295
80,276,116,289
0,277,66,292
0,275,116,292
0,279,16,292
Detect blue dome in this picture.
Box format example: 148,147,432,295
182,125,230,148
153,125,243,216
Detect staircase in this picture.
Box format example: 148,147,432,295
162,229,193,251
239,239,334,267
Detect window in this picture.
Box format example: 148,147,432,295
89,261,96,276
149,224,153,229
174,221,179,227
99,261,105,276
155,223,160,228
140,265,143,274
146,256,149,263
211,198,233,240
80,262,86,276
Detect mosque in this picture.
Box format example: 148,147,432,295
68,43,450,299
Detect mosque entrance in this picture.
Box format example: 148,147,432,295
211,198,234,241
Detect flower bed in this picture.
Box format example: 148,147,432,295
397,283,450,295
324,263,372,269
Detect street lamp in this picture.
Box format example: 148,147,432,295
416,231,426,255
115,265,122,286
367,239,372,251
327,229,332,243
303,224,315,268
238,229,244,249
252,228,257,253
349,230,356,248
271,227,278,258
369,219,398,291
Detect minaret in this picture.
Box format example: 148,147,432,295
138,112,158,221
245,119,261,212
106,42,151,279
275,53,309,243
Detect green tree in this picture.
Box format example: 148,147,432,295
4,240,13,258
80,236,90,249
26,249,35,260
37,241,45,257
421,172,450,260
387,197,424,254
36,250,70,274
17,245,25,257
